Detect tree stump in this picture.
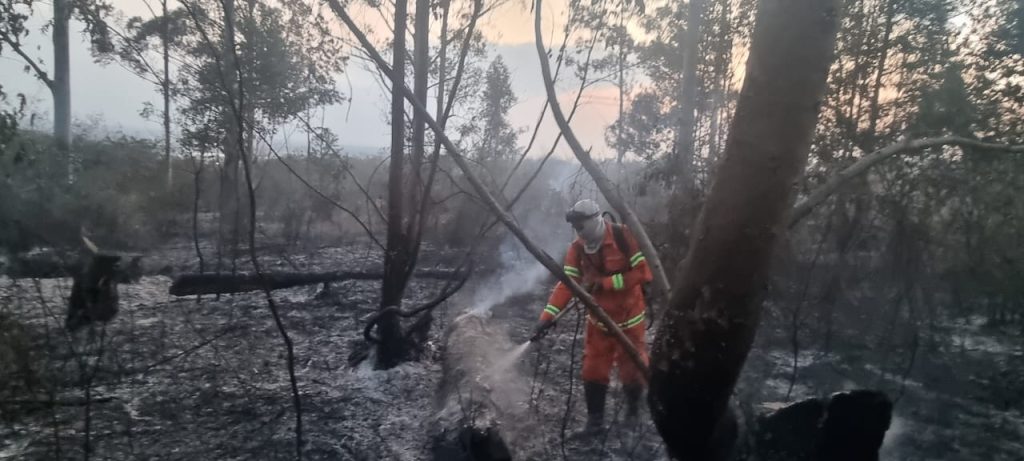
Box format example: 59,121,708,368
431,311,530,461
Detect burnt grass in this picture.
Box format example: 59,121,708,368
2,241,1022,460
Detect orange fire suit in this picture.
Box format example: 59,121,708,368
538,221,652,386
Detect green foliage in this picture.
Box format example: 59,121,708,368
0,85,23,149
606,91,671,161
912,64,976,137
175,0,344,154
0,0,114,65
465,56,518,162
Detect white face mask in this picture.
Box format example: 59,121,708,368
575,217,605,253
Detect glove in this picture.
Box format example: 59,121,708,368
531,318,554,342
581,274,599,293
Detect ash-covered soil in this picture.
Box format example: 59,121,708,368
2,241,1021,460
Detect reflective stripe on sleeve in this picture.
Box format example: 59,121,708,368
564,266,581,278
611,273,625,291
544,304,561,316
629,252,645,267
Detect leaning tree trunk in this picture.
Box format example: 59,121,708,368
649,0,841,459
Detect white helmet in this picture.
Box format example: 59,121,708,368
565,199,604,253
564,199,601,223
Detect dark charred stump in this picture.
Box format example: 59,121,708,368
431,427,512,461
66,253,124,332
738,390,892,461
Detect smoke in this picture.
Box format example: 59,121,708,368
466,257,550,317
463,158,583,317
880,414,907,458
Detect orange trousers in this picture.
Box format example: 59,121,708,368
581,320,648,386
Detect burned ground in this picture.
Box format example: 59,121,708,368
1,241,1021,460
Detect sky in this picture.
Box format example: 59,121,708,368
0,0,625,159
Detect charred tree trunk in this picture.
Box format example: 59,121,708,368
66,253,125,332
377,0,413,369
168,269,461,296
405,0,431,278
740,390,892,461
218,0,242,280
649,0,841,459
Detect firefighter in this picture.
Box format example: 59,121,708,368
535,199,652,434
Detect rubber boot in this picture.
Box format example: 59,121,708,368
582,381,608,435
623,383,644,425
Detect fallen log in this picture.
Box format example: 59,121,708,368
431,312,527,461
168,269,461,296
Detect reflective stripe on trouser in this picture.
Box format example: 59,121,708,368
582,315,648,386
588,311,645,331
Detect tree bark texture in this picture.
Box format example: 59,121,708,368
377,0,413,369
404,0,431,281
53,0,72,180
649,0,840,459
218,0,241,277
431,312,519,461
